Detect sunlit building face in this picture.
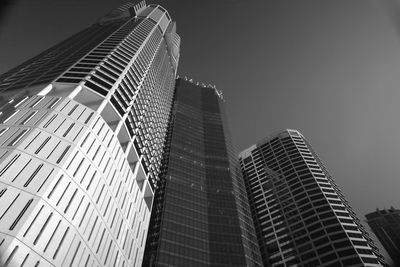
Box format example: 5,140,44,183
0,1,180,266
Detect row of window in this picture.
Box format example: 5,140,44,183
0,21,125,93
240,133,380,266
55,18,143,87
0,97,152,266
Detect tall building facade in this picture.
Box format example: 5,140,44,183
366,207,400,266
0,1,180,266
239,130,385,267
143,78,262,266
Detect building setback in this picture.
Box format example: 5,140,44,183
366,207,400,266
239,129,385,266
143,78,262,266
0,1,179,266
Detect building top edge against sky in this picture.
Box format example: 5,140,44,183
0,0,180,100
176,75,224,101
239,129,304,158
0,0,394,266
0,0,181,266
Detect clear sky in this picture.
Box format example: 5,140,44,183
1,0,400,223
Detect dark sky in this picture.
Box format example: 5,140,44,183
1,0,400,220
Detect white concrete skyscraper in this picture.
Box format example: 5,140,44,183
239,130,385,267
0,1,180,266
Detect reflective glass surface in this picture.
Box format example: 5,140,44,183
144,79,261,266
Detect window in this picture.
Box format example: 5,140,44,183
352,240,368,247
313,237,329,247
337,248,356,257
329,232,346,241
0,154,20,176
307,222,322,232
326,225,342,233
9,129,29,146
9,199,33,230
321,253,337,263
310,230,325,239
342,257,362,265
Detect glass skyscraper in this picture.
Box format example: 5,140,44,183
0,1,179,266
143,78,262,266
239,129,385,266
366,207,400,266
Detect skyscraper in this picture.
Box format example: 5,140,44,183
366,207,400,266
0,1,179,266
239,129,385,266
143,78,262,266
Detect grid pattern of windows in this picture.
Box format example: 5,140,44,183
0,96,152,266
0,20,125,102
55,18,145,87
53,5,178,190
0,2,180,267
143,78,262,266
239,129,385,267
366,208,400,266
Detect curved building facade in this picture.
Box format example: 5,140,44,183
239,129,385,267
0,1,179,266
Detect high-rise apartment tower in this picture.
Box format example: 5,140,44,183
143,78,262,266
0,1,180,266
366,207,400,266
239,130,385,266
